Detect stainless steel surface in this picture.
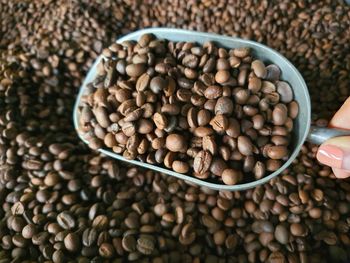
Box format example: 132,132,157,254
74,28,313,191
307,126,350,145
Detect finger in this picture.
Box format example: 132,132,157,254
329,97,350,129
316,136,350,171
332,167,350,179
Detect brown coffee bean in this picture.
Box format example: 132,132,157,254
202,136,217,155
222,169,241,185
265,64,281,81
99,243,115,258
183,54,199,68
215,70,230,84
276,81,293,103
290,223,307,237
275,224,289,244
153,113,168,130
194,127,214,137
267,146,288,160
150,76,167,94
193,150,212,174
57,212,76,230
137,119,153,134
254,161,266,179
172,160,189,174
94,106,110,128
136,73,151,91
166,134,187,153
197,109,211,127
288,101,299,119
210,158,227,176
122,235,136,252
248,77,262,93
272,104,288,125
126,63,146,77
210,114,228,132
187,107,198,128
251,60,267,78
237,136,253,156
204,85,223,99
64,232,80,252
137,235,155,255
215,97,233,115
233,47,250,58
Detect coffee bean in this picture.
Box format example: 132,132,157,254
193,150,212,174
222,169,242,185
267,146,288,160
272,104,288,126
251,60,267,78
126,63,147,77
150,76,167,94
64,232,80,252
215,70,230,84
137,235,155,255
209,158,227,176
210,114,228,132
237,136,253,156
275,224,289,244
99,243,115,258
57,212,76,230
172,160,189,174
165,134,187,153
204,85,222,99
215,97,233,115
182,54,199,69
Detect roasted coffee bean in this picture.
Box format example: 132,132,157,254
222,169,242,185
272,104,288,126
57,212,76,230
2,2,345,262
193,150,212,174
126,63,147,77
137,235,155,255
166,134,187,153
64,233,80,252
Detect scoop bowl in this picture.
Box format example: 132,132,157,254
73,28,312,191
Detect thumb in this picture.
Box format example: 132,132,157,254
317,136,350,178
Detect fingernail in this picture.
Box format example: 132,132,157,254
317,144,350,170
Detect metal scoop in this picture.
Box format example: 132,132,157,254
73,28,350,191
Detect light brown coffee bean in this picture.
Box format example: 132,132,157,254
267,146,288,160
166,134,187,153
222,169,241,185
251,60,267,78
215,70,230,84
237,136,253,156
276,81,293,103
273,104,288,125
153,113,168,130
210,158,227,176
288,101,299,119
193,150,212,174
126,63,146,77
172,160,189,174
215,97,233,115
210,114,228,132
204,85,223,99
202,136,217,155
197,109,211,126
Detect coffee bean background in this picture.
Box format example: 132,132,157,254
1,0,350,262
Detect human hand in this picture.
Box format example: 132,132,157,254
316,97,350,178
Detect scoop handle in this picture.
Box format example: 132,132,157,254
307,126,350,145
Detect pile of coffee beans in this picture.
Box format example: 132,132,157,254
0,0,350,262
78,35,299,185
